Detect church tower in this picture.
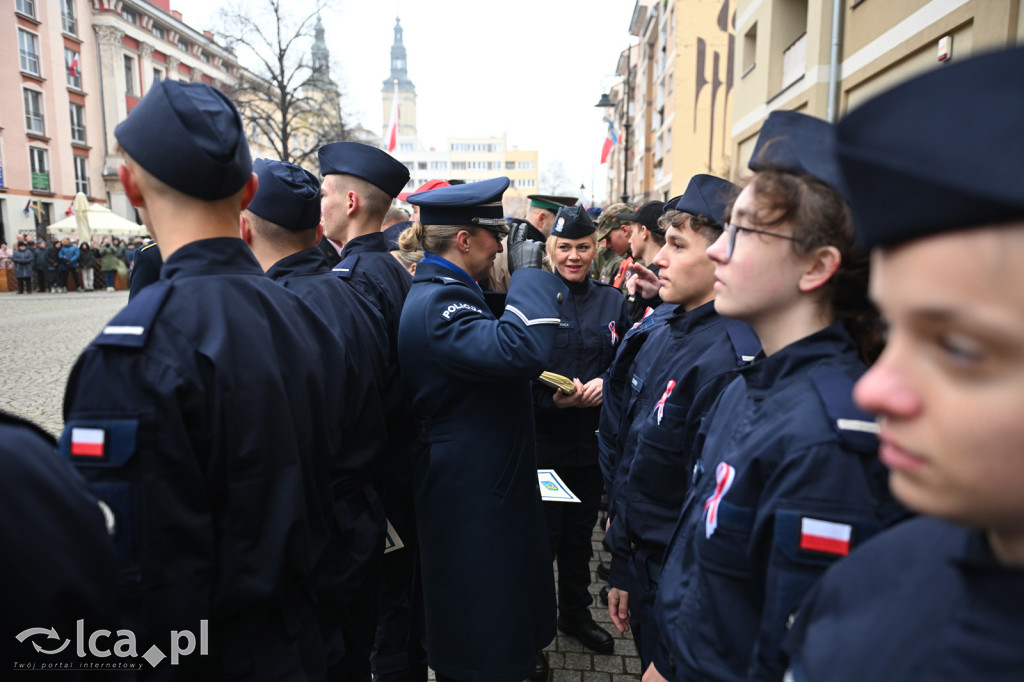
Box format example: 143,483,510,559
382,16,417,138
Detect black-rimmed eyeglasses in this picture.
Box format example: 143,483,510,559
723,221,799,259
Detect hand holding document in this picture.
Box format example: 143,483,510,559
537,371,577,395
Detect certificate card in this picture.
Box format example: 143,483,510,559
384,518,404,554
538,469,581,503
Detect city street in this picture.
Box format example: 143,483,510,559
0,287,641,680
0,289,128,436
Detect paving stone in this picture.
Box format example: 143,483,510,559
563,653,592,670
624,657,642,675
583,672,612,682
552,670,582,682
592,654,623,673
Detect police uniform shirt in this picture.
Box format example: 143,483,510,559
532,276,631,468
398,261,567,681
61,237,348,679
653,322,906,682
1,411,121,673
783,517,1024,682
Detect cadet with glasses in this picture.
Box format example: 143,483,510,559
646,111,907,682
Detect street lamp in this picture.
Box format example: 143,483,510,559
595,48,632,205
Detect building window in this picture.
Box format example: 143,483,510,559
665,126,672,151
517,160,536,171
29,147,50,191
121,8,138,24
429,161,447,170
61,0,77,34
451,161,467,170
177,38,190,53
19,29,41,76
124,55,137,95
200,51,210,64
399,143,413,152
505,161,515,170
152,25,165,40
74,156,90,196
16,0,36,18
66,48,82,90
417,162,427,170
70,102,86,143
24,89,45,135
781,32,807,90
742,23,757,75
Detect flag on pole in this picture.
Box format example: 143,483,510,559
23,200,31,217
68,53,79,77
386,80,400,154
600,120,619,165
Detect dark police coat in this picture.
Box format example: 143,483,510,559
266,246,390,668
532,276,630,469
783,516,1022,682
398,260,567,682
61,238,347,681
607,302,759,587
128,241,161,300
1,411,122,676
654,323,906,682
334,231,411,353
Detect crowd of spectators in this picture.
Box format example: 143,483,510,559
0,235,148,293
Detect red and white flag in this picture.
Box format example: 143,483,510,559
70,427,105,458
385,81,399,153
799,517,853,556
68,53,79,77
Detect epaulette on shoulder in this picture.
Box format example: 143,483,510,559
810,369,880,453
139,241,159,253
93,279,172,350
727,322,761,364
437,276,464,285
331,253,359,280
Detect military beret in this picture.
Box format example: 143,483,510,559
663,174,737,228
551,205,596,239
247,158,321,232
748,110,847,198
595,202,636,241
114,79,252,201
837,47,1024,249
527,194,578,212
587,207,604,219
398,178,450,202
318,142,410,198
619,201,667,234
408,176,511,233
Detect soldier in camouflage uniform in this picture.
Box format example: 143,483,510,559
593,203,635,289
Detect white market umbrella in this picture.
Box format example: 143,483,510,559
72,192,91,243
47,203,148,240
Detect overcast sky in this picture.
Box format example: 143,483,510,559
169,0,637,204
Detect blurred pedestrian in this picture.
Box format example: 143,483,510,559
11,242,34,294
78,242,96,291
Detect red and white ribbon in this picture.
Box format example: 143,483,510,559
704,462,736,538
653,379,676,425
608,321,619,346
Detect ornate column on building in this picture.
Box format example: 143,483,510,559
381,16,417,138
139,43,155,93
94,24,128,213
166,57,180,81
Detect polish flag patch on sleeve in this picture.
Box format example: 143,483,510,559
70,427,106,458
799,517,852,556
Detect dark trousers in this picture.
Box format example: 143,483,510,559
60,267,81,290
17,277,32,293
626,544,664,671
104,270,116,288
46,269,58,290
34,270,46,292
543,465,603,622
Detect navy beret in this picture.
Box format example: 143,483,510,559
248,158,321,232
664,174,737,228
838,47,1024,249
318,142,410,198
551,205,596,239
408,177,510,233
115,79,252,200
748,110,847,198
587,206,604,219
383,220,412,251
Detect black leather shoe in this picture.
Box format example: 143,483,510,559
527,651,548,682
599,584,610,606
596,560,611,580
558,617,614,654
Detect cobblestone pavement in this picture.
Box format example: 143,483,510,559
0,288,642,680
0,289,128,436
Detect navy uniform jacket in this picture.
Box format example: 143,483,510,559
317,236,342,268
128,241,162,300
654,323,907,682
533,276,630,469
784,517,1022,681
398,260,567,682
1,411,122,676
607,302,759,588
334,231,411,352
597,303,674,499
61,238,347,681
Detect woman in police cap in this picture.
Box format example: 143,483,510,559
533,205,630,654
397,177,568,682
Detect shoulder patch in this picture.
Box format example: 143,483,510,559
332,253,360,280
440,301,485,321
727,322,762,364
810,370,880,452
94,280,172,349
